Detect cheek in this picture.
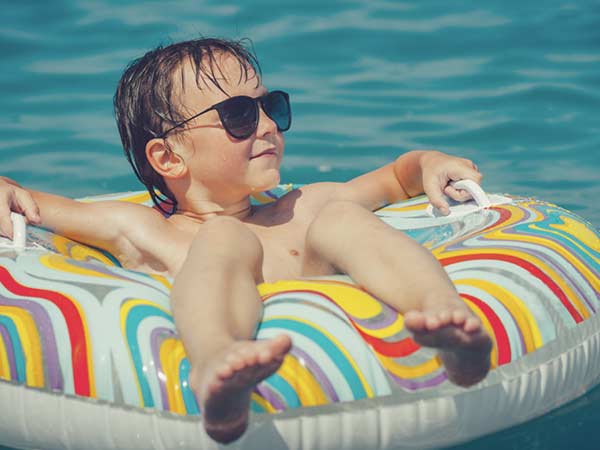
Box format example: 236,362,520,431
196,139,250,176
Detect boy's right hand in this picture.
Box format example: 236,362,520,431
0,177,41,239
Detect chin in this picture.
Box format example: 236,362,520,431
250,169,280,193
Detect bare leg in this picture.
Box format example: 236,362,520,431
304,201,492,387
171,216,292,443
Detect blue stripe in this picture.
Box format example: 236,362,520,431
250,398,265,413
259,318,367,399
517,212,599,270
0,316,26,383
179,358,200,415
125,304,174,407
264,373,301,409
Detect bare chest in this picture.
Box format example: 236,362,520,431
246,221,308,282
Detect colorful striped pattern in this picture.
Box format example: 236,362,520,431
0,189,598,416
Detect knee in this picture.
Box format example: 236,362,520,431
306,200,363,249
190,216,263,272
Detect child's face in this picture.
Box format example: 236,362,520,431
169,54,285,201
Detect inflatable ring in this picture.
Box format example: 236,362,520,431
0,183,598,450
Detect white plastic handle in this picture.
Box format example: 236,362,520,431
450,179,491,208
10,212,26,249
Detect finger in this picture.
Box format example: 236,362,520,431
423,175,449,215
443,185,472,202
14,190,41,224
0,203,14,239
450,165,483,185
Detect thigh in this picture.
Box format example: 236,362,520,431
185,216,265,282
302,201,373,277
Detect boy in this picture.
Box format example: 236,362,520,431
0,38,492,444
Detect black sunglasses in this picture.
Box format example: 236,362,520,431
158,90,291,140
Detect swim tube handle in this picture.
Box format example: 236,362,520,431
10,212,26,249
450,179,491,208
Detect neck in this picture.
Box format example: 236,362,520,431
174,196,253,223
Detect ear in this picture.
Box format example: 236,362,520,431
145,138,187,179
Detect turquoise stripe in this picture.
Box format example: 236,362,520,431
0,316,25,383
259,318,367,399
518,214,599,270
125,304,174,407
179,358,200,415
264,373,301,409
250,398,265,413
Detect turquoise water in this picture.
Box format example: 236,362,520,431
1,0,599,449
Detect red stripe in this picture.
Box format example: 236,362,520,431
0,265,90,395
355,327,420,357
461,293,512,365
262,287,420,357
439,253,583,323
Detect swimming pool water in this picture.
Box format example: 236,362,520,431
1,1,599,449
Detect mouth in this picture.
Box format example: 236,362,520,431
250,148,278,159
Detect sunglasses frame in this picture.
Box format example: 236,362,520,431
157,90,291,140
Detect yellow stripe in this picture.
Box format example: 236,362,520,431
260,279,406,338
462,296,499,368
250,192,277,204
270,314,374,398
435,244,590,321
456,278,542,351
549,216,600,254
0,307,44,388
160,337,187,414
51,236,116,266
120,298,171,404
260,280,381,320
40,254,118,279
378,353,442,378
251,392,278,413
277,354,329,406
380,202,429,212
0,331,10,381
117,192,152,204
149,274,172,290
488,230,592,318
80,192,152,204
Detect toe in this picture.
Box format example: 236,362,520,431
464,316,481,333
437,310,452,326
425,315,441,330
452,309,467,326
403,311,426,332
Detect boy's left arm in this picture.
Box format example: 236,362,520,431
333,150,482,214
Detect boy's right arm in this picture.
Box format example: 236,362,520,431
0,176,150,255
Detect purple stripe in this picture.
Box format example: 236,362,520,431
290,347,339,402
389,370,448,391
254,383,287,411
465,230,596,315
263,190,279,200
351,302,398,330
0,294,63,390
150,327,176,411
501,225,597,313
65,258,132,281
0,324,17,380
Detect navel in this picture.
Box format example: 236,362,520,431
289,249,300,257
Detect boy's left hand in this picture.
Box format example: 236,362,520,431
419,151,482,215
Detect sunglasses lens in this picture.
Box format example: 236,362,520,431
263,91,291,132
219,96,258,139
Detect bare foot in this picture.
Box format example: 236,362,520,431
192,334,292,444
404,301,492,387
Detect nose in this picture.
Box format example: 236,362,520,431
255,104,278,137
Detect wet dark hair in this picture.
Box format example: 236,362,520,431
113,37,261,214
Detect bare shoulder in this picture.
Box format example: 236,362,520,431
86,200,174,261
86,199,166,231
275,182,342,215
